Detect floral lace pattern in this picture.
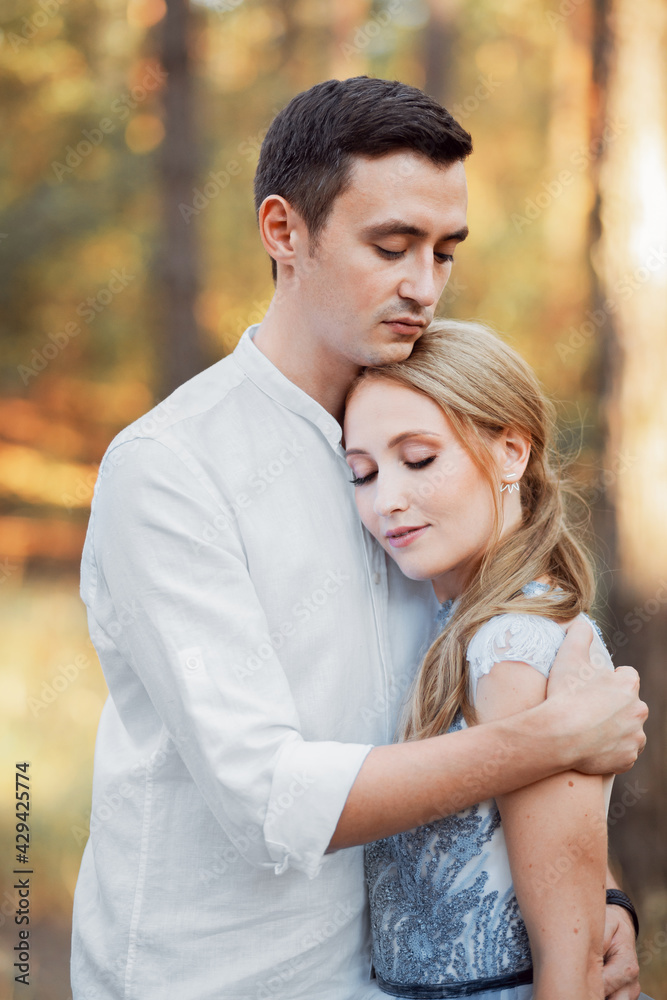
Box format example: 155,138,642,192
365,582,611,994
365,713,532,988
467,613,565,688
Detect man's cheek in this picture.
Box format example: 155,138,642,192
438,265,453,293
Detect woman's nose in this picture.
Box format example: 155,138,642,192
373,474,410,518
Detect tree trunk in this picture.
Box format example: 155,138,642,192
589,0,667,923
158,0,206,398
423,0,459,105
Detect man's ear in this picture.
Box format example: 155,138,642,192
258,195,304,275
500,426,531,480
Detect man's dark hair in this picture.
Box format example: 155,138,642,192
254,77,473,280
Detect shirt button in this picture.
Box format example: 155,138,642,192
185,656,199,671
373,572,381,585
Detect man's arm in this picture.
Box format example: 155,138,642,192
329,620,646,850
88,436,376,879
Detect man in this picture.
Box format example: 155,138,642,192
71,77,647,999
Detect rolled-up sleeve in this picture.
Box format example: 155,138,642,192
83,435,373,878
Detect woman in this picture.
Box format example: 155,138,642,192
343,319,615,1000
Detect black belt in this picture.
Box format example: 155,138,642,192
376,966,533,998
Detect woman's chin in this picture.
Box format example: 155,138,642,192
387,555,437,584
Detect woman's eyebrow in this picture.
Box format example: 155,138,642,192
387,430,441,448
346,431,440,456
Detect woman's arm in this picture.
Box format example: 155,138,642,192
329,620,645,851
476,658,607,1000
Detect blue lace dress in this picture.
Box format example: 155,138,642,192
365,583,614,999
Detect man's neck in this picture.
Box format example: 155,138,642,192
252,298,360,424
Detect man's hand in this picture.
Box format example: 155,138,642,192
546,618,648,774
603,904,641,1000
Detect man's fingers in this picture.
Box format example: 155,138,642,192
614,664,641,688
613,667,649,756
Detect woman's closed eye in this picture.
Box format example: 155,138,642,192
348,455,436,487
405,456,436,470
349,470,377,487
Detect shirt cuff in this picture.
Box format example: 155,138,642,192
263,736,374,878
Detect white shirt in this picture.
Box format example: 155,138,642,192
71,326,438,1000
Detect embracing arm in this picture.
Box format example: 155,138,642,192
329,620,645,850
476,658,607,1000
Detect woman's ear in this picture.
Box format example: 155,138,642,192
258,195,302,276
500,427,531,482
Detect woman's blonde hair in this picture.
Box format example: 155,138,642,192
346,319,595,741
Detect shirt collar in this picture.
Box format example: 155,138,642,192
232,325,343,452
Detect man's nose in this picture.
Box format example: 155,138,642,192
397,257,440,309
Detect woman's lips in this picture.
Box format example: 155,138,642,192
386,525,429,548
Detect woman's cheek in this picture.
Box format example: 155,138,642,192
359,497,380,542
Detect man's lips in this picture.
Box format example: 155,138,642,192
385,525,429,548
382,318,427,335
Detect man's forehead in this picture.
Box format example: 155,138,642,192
346,150,466,186
336,153,468,235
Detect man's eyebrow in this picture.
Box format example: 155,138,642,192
345,430,441,457
359,220,469,243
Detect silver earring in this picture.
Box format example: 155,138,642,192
501,473,520,494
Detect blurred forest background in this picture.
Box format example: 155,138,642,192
0,0,665,996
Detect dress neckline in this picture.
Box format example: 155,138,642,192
436,580,550,632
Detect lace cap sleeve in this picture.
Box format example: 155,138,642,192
466,613,567,702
